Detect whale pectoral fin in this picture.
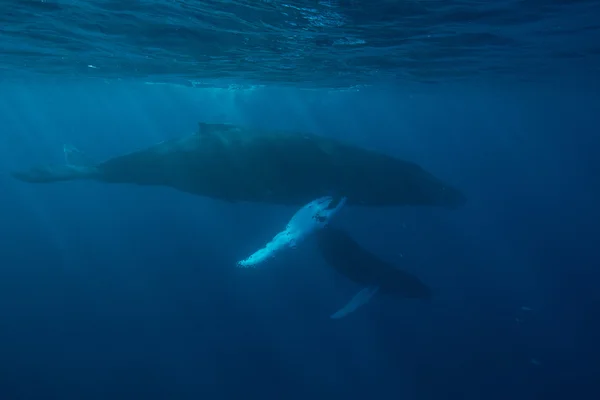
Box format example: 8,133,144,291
237,196,346,269
330,285,380,319
63,144,96,167
237,230,292,268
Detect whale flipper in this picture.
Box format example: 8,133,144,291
237,196,347,268
63,144,96,167
330,285,380,319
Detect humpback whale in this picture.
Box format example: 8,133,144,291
238,196,346,268
316,227,431,318
11,122,465,208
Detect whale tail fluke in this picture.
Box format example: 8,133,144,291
11,144,99,183
11,164,98,183
330,285,380,319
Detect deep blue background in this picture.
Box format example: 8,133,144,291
0,82,599,399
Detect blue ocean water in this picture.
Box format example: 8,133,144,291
1,1,600,399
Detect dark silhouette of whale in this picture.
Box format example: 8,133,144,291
11,122,465,207
316,226,431,318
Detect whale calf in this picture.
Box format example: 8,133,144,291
11,122,465,208
237,196,346,268
316,227,431,318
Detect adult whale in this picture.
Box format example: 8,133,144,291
316,226,431,318
11,123,465,207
